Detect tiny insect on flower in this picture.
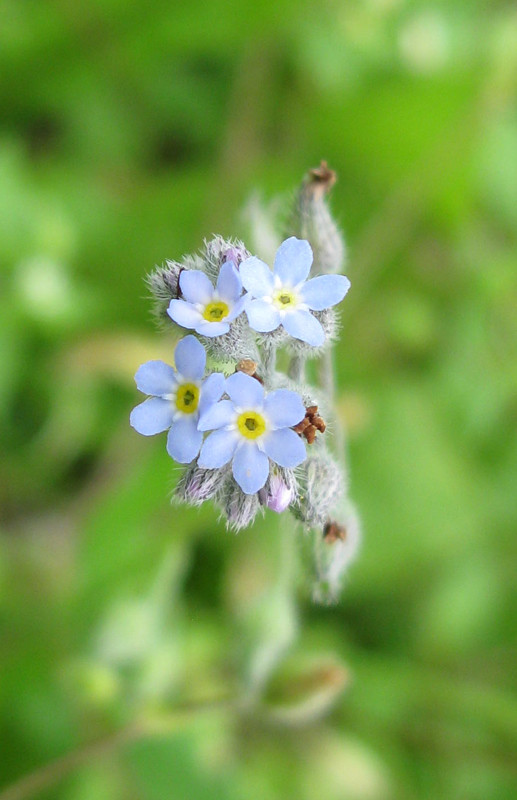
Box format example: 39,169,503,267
130,335,225,463
197,372,307,494
240,237,350,346
167,262,248,338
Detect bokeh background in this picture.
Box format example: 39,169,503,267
1,1,517,798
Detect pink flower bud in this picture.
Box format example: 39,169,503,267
260,473,293,513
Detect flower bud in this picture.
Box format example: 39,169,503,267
203,235,250,282
290,161,346,276
313,504,361,604
225,481,262,531
175,464,227,507
259,468,297,513
146,260,182,324
291,449,345,529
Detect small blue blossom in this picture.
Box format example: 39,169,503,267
168,262,248,338
239,237,350,346
130,335,225,463
197,372,307,495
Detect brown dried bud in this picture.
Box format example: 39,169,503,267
307,161,337,199
323,520,347,544
236,359,263,384
236,358,258,377
294,405,327,444
312,416,326,433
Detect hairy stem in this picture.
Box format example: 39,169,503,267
260,340,277,383
287,354,306,383
319,348,345,463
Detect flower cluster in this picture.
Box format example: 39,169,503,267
131,165,360,599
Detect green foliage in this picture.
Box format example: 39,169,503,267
1,1,516,799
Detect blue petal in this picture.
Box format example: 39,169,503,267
198,400,235,431
130,397,173,436
246,299,281,332
216,262,242,303
274,237,313,286
282,309,325,346
167,415,203,463
225,293,249,322
199,372,226,415
264,389,305,429
225,371,264,409
179,270,214,305
261,428,306,468
174,334,206,381
135,360,177,397
240,257,275,297
195,320,230,337
300,274,351,311
232,442,269,494
168,299,203,329
198,428,238,468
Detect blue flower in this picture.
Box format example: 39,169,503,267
197,372,307,495
130,335,225,463
167,262,248,338
239,237,350,346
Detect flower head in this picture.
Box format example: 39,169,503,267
240,237,350,346
197,372,307,494
130,335,225,463
167,262,248,338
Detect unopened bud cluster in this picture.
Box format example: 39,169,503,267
131,164,360,598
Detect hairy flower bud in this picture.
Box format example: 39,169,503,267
203,235,251,283
290,161,346,276
147,260,183,324
175,464,228,506
313,504,361,603
259,468,297,513
225,481,262,531
291,449,346,529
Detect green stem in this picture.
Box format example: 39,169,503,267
0,696,232,800
319,348,345,464
287,354,306,383
260,340,277,383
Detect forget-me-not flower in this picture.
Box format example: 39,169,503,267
168,262,248,338
130,335,225,463
240,237,350,346
197,372,307,495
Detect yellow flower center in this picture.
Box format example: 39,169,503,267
175,383,200,414
273,288,297,309
203,301,229,322
237,410,267,440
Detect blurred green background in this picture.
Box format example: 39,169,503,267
1,1,517,798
